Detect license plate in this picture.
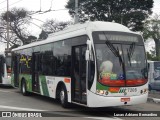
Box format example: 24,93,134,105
121,98,130,102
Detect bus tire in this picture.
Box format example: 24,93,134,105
21,80,29,96
59,85,69,108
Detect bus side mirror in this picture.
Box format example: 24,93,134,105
85,50,90,61
87,40,91,50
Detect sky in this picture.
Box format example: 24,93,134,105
0,0,72,36
0,0,159,51
153,0,160,14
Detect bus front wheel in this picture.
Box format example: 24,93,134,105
59,85,69,108
21,80,29,96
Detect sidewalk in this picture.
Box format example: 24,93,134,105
148,90,160,104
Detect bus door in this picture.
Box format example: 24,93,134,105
32,52,40,93
13,55,20,87
0,56,4,83
72,45,87,104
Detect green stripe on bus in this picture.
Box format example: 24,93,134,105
96,82,109,90
20,74,32,92
39,76,49,97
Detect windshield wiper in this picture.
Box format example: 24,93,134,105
103,32,123,66
127,42,135,66
105,40,123,66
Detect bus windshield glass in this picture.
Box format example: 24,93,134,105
93,32,148,87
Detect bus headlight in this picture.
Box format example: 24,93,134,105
144,89,148,93
7,73,11,78
105,91,109,95
7,75,11,78
97,90,105,95
97,90,109,96
140,89,148,94
100,90,104,94
97,90,100,94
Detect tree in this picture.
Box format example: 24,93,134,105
27,35,37,43
40,19,72,40
0,7,37,46
39,30,48,40
0,24,21,48
143,14,160,59
66,0,153,31
147,52,160,61
42,19,72,33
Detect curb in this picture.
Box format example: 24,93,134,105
147,97,160,104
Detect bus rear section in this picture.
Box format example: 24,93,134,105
0,54,11,85
86,31,148,107
148,61,160,91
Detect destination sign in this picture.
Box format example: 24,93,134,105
98,34,139,42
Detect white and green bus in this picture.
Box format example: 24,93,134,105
11,21,148,107
0,52,12,85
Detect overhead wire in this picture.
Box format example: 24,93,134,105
49,0,54,10
0,0,6,5
0,0,69,16
0,0,24,11
29,8,68,16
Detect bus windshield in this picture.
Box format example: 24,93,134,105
93,32,148,87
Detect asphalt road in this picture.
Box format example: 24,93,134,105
0,86,160,120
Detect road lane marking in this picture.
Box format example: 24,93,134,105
148,97,160,103
0,90,16,93
152,98,160,103
0,105,47,111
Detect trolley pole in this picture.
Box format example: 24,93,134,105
6,0,10,53
74,0,79,24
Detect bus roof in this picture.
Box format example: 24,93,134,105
12,21,138,51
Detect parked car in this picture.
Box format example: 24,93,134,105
148,61,160,91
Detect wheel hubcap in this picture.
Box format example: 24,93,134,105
22,83,25,93
60,90,64,103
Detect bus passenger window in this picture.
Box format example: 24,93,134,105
41,51,54,76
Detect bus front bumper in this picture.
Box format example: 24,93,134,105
87,90,148,107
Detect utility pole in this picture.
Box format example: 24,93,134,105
74,0,79,24
6,0,10,53
40,0,41,11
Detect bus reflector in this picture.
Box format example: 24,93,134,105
64,78,70,83
121,98,130,102
109,87,120,93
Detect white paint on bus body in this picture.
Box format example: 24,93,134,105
39,76,71,102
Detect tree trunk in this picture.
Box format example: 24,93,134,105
155,39,160,57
